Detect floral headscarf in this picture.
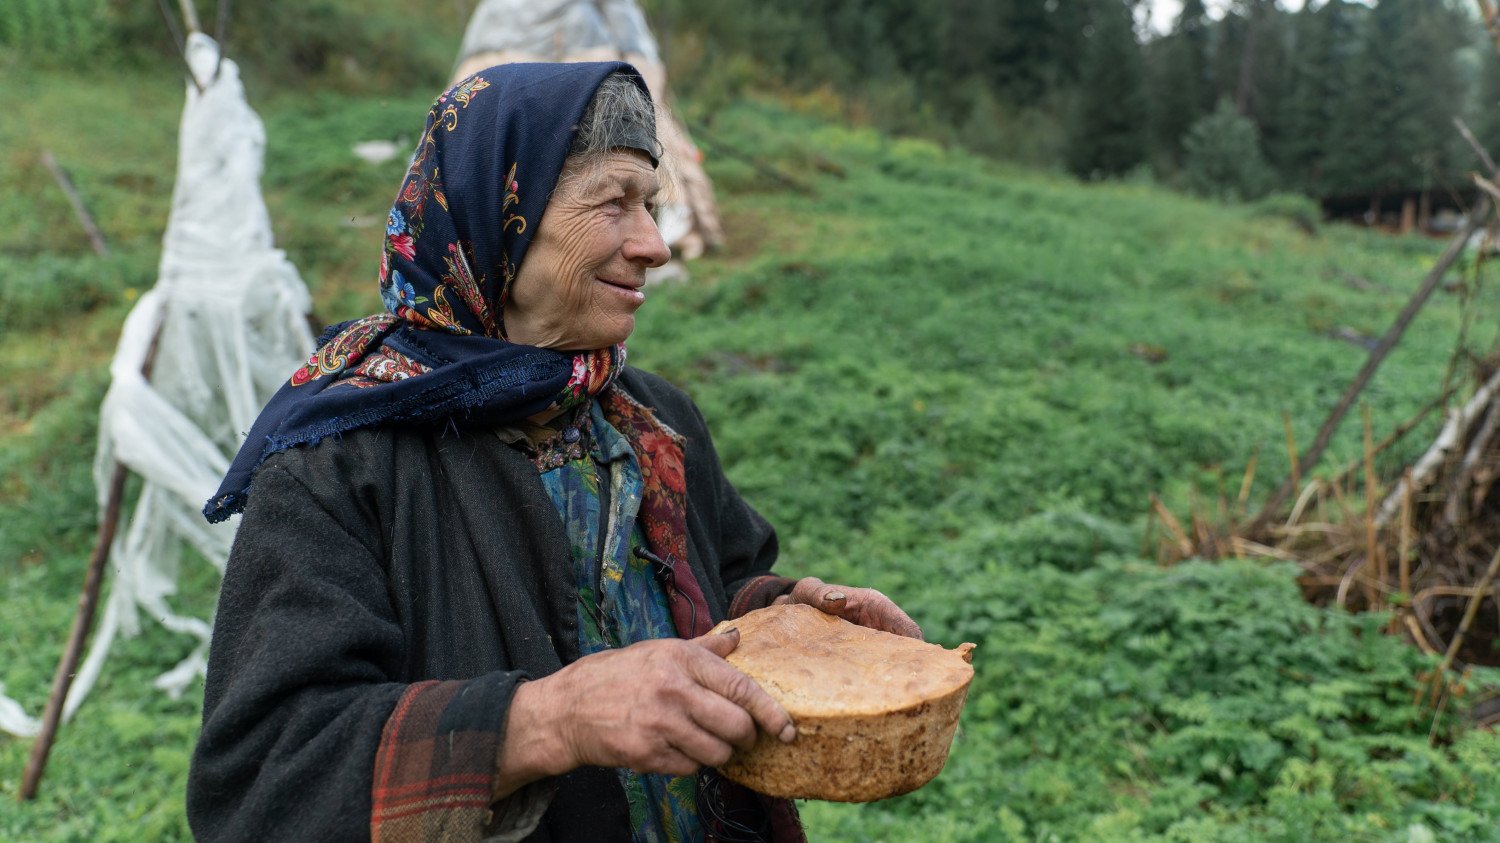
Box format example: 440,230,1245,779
206,62,649,522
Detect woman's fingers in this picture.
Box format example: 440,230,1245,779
685,637,796,744
643,743,702,778
788,576,838,607
863,598,923,639
663,720,737,769
787,577,925,639
554,634,800,777
684,685,760,751
695,626,741,658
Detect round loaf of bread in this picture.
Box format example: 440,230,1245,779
710,603,975,802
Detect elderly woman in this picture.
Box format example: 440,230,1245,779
188,63,919,843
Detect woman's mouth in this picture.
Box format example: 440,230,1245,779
597,277,645,303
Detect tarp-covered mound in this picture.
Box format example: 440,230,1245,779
0,33,314,737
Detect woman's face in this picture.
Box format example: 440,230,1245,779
503,150,670,350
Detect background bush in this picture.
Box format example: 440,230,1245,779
1183,100,1275,202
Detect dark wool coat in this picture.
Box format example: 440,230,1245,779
187,369,794,842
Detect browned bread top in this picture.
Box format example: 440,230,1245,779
711,604,976,718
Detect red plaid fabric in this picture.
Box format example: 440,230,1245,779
371,679,505,842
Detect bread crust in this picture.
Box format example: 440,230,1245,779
710,604,975,802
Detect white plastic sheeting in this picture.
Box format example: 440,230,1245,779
453,0,725,260
0,34,313,737
457,0,660,61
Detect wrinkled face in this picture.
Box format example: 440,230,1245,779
504,150,670,351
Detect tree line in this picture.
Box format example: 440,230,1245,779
8,0,1494,211
648,0,1493,209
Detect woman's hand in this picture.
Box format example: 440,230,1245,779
494,630,794,798
775,576,923,640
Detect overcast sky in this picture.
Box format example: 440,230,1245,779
1141,0,1310,34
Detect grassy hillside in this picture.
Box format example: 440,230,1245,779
3,56,1500,840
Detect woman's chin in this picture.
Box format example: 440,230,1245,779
551,321,634,352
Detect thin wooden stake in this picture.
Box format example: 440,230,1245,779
1428,680,1454,746
1363,405,1382,607
154,0,203,93
687,120,815,196
1151,494,1193,562
1282,410,1301,498
1403,614,1438,656
1236,451,1259,516
40,152,109,257
177,0,202,33
1456,116,1500,177
1398,470,1414,599
19,320,167,801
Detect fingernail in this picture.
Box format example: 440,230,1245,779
824,592,845,602
779,723,796,743
720,627,738,635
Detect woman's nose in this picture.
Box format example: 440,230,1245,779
624,207,671,269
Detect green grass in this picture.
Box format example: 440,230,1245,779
4,54,1500,841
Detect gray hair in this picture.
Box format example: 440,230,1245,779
560,72,664,190
570,72,660,161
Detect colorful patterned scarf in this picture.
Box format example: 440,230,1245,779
205,62,645,522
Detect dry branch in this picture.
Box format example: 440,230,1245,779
1458,116,1500,178
1378,365,1500,523
1151,494,1193,560
40,152,109,257
1443,399,1500,526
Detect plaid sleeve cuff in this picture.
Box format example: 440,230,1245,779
727,575,798,619
372,672,532,843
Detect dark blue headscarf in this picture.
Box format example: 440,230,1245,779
205,62,651,523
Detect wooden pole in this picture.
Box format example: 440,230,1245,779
18,463,128,801
1454,118,1498,178
687,120,814,196
1477,0,1500,55
18,322,166,801
177,0,201,34
211,0,232,83
39,152,109,258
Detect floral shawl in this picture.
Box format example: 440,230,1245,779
205,62,646,523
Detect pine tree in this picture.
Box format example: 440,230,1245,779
1150,0,1213,159
1476,50,1500,161
1066,0,1148,179
1270,4,1338,191
1182,99,1274,201
1319,1,1382,199
1322,0,1466,203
